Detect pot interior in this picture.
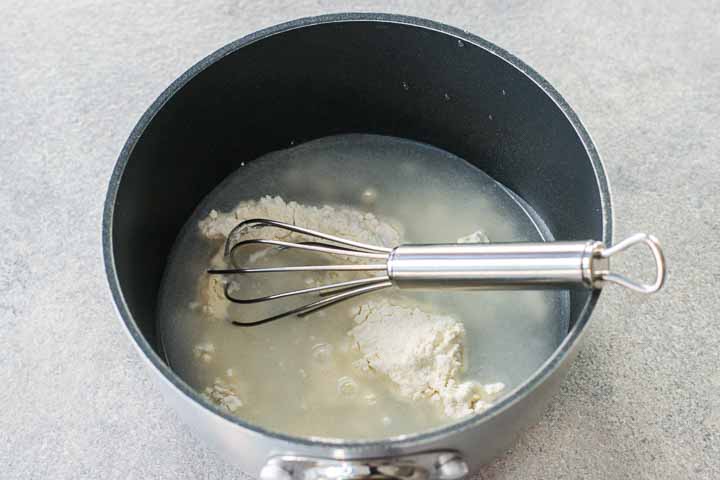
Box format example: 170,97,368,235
108,19,608,381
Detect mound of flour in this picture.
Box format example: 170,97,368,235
198,195,401,247
195,196,401,321
194,196,503,418
349,299,504,418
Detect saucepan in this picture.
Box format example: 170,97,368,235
104,13,617,479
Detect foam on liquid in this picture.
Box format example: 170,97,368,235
157,134,569,440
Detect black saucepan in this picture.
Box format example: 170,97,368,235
103,13,611,479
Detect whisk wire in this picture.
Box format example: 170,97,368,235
229,238,390,260
224,278,393,327
224,219,393,256
209,218,394,326
222,275,391,304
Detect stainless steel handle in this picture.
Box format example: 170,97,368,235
388,233,665,293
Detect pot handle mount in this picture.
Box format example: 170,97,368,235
259,452,469,480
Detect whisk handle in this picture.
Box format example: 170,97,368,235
388,235,665,293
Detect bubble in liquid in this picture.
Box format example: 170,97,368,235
337,376,359,397
312,343,334,363
364,393,378,405
361,188,378,205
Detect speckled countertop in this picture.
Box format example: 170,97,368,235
2,1,718,478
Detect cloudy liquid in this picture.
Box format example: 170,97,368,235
157,134,569,440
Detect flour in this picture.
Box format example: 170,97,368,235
198,195,401,247
457,229,490,244
201,377,243,413
192,341,214,364
349,299,505,418
195,195,402,321
194,196,504,419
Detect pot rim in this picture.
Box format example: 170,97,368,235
102,12,612,449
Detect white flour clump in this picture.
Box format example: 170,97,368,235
195,196,402,321
192,341,215,364
202,377,243,413
457,229,490,244
199,195,400,246
349,299,505,418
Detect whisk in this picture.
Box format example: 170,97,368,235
208,219,666,326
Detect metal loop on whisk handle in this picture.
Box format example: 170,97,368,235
387,233,666,294
208,219,665,326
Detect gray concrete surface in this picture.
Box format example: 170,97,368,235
2,1,718,478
